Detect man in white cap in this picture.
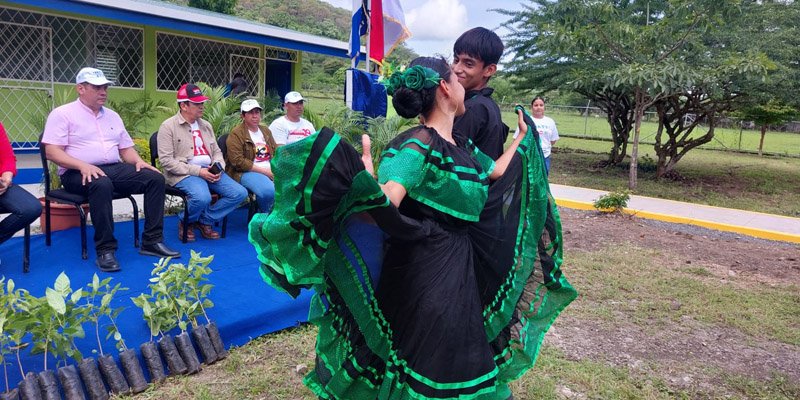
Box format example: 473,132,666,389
223,99,277,213
157,83,247,241
42,67,181,272
268,91,316,146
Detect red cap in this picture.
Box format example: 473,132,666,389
177,83,210,103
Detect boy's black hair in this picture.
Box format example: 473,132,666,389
453,27,504,66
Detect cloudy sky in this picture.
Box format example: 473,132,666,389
319,0,525,59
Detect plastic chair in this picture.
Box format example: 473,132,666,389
217,133,259,222
149,132,226,243
39,135,140,260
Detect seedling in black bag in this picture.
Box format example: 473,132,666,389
0,278,30,400
26,272,92,400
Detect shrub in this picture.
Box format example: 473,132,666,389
593,189,631,213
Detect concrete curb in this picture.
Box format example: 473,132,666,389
555,198,800,244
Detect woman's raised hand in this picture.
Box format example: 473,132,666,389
361,134,375,177
515,105,528,138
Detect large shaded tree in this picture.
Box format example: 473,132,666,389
499,0,768,188
188,0,237,15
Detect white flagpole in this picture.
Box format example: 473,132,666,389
365,0,371,73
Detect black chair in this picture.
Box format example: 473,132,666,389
149,132,226,243
39,135,140,260
24,225,30,273
217,133,259,222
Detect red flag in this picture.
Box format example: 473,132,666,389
368,0,384,65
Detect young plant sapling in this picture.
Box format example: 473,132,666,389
84,274,136,395
0,278,31,400
27,272,91,400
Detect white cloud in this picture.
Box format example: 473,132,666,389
406,0,468,41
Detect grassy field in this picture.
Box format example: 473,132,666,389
497,107,800,157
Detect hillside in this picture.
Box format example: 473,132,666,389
165,0,416,92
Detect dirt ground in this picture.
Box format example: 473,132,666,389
547,207,800,396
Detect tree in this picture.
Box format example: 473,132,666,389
188,0,237,15
727,0,800,156
500,0,767,188
736,101,797,156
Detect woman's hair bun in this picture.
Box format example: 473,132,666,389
392,87,423,118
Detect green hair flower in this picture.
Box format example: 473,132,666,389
384,65,442,95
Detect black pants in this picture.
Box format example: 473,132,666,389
61,163,166,253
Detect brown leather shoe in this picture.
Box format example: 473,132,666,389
178,221,196,242
197,223,221,239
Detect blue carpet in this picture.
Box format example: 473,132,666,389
0,207,311,385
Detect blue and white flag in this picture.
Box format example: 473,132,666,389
348,0,368,60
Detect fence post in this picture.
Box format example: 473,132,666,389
738,124,743,150
584,100,591,136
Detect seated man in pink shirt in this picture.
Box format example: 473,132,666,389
42,67,180,272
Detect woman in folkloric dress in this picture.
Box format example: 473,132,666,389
249,56,576,400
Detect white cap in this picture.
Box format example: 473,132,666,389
240,99,262,113
75,67,113,86
284,91,304,103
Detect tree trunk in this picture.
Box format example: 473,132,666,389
758,125,767,156
629,90,645,190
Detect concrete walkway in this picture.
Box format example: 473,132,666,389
9,182,800,245
550,184,800,244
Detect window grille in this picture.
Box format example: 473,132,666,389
0,7,143,87
156,32,260,91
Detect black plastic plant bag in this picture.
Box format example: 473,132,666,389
17,372,42,400
97,355,129,395
139,342,166,383
174,332,201,375
119,349,148,393
191,325,218,365
206,322,228,359
0,388,19,400
36,370,59,400
77,358,108,400
57,365,86,400
158,334,188,376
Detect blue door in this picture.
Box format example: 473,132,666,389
265,60,292,100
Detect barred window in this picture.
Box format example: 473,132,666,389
0,6,143,87
156,32,260,92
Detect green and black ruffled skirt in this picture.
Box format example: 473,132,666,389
249,122,577,399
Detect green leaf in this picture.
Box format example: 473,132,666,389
70,289,83,304
92,273,100,291
45,287,67,315
54,272,70,296
101,293,113,309
7,279,14,293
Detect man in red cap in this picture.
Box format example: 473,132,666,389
157,83,247,241
43,67,180,272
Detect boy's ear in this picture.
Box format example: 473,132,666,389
481,63,497,79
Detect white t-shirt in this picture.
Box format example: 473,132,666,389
514,115,559,158
249,129,272,169
189,121,212,167
268,116,315,145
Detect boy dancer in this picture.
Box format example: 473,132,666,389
452,27,509,160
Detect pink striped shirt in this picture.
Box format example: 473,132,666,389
42,100,134,174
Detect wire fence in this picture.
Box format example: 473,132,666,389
494,103,800,157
